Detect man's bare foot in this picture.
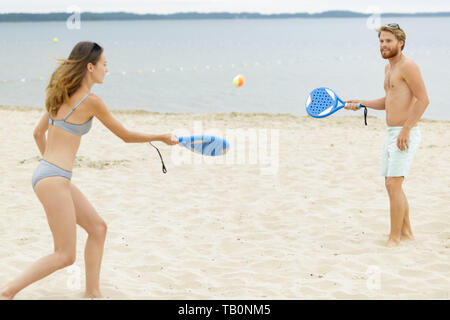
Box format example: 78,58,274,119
385,238,401,248
83,291,103,299
401,231,415,241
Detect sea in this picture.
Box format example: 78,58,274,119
0,16,449,120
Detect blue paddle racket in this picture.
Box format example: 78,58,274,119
305,87,367,125
149,135,229,173
177,135,229,156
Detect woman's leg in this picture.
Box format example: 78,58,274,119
70,183,107,298
1,177,77,299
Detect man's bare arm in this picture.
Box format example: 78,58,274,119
345,97,385,110
402,61,430,129
360,97,386,110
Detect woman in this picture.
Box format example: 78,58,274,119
0,41,179,299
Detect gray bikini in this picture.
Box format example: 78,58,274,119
47,93,93,136
31,93,93,190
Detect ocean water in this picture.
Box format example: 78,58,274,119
0,17,449,120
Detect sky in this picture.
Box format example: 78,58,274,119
1,0,450,14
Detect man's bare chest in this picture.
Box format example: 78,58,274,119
384,69,408,93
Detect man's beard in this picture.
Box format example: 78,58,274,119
381,47,399,59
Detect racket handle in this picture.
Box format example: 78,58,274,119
343,102,364,109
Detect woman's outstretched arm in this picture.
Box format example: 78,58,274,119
90,94,179,145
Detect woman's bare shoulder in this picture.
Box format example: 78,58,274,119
86,93,111,118
86,93,107,110
87,93,102,103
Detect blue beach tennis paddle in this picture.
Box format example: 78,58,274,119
177,135,229,156
149,135,229,173
305,87,367,125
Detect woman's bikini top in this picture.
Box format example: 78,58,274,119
48,93,93,136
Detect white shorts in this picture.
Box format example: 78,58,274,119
380,126,421,178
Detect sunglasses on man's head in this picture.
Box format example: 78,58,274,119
386,23,400,29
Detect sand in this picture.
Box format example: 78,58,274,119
0,105,449,300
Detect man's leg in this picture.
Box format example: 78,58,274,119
401,190,414,240
385,176,408,247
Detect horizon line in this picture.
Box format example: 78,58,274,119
1,10,450,15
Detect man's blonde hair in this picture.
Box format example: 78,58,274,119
377,25,406,50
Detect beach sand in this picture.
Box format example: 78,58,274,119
0,105,449,300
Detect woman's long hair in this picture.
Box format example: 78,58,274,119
45,41,103,117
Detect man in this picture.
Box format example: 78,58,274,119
345,24,429,247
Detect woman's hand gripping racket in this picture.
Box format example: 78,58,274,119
149,134,229,173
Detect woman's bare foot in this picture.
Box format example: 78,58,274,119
385,237,401,248
83,290,103,299
0,287,15,300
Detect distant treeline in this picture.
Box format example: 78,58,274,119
1,11,450,22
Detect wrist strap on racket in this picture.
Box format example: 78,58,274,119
149,142,167,174
363,106,367,126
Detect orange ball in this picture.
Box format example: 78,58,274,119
233,75,245,87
